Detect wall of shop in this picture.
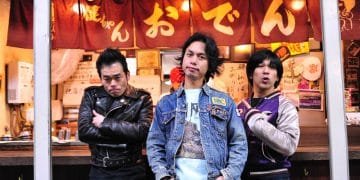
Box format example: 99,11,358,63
0,0,332,139
0,0,33,135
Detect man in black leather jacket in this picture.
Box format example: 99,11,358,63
78,48,153,180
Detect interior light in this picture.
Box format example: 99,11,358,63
234,44,252,54
181,0,190,11
232,44,253,61
291,0,305,11
72,3,86,14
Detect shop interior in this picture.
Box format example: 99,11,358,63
0,0,359,179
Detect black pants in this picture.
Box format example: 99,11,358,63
242,171,290,180
89,163,149,180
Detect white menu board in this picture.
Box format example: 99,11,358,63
217,63,248,103
63,56,157,106
128,75,161,105
62,60,100,106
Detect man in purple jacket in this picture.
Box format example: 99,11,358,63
237,49,300,179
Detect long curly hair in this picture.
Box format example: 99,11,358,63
176,32,223,82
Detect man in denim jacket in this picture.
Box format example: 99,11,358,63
146,32,248,180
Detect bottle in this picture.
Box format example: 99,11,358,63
75,130,79,141
65,128,71,140
58,128,65,140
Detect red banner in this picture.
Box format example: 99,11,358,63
8,0,360,49
339,0,360,40
308,0,360,41
54,0,134,50
251,0,309,43
7,0,33,48
191,0,251,45
52,0,81,48
133,0,191,48
307,0,322,41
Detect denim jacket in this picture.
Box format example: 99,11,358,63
147,84,248,180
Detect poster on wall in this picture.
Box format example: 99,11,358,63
216,63,248,103
347,57,360,68
280,52,324,107
298,90,324,111
126,58,137,75
344,40,360,90
281,52,323,90
345,112,360,125
346,68,358,80
128,75,161,105
136,49,160,68
63,57,101,106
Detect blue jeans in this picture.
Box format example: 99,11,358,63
89,163,149,180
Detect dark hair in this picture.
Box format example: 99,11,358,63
176,32,222,82
96,48,129,77
246,49,283,88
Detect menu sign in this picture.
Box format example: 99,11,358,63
63,60,100,106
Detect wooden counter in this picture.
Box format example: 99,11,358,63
1,141,360,179
2,126,359,179
1,141,360,166
0,141,89,166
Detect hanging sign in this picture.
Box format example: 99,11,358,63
251,0,309,43
191,0,251,45
133,0,191,48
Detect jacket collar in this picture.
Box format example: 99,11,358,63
96,84,138,99
250,90,281,100
176,83,211,97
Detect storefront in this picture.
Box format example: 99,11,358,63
0,0,359,179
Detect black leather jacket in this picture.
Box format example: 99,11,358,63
78,85,153,167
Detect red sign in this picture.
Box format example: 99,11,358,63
307,0,322,41
52,0,81,48
7,0,360,49
7,0,33,48
133,0,191,48
54,0,134,50
306,0,360,41
192,0,251,45
251,0,309,43
338,0,360,40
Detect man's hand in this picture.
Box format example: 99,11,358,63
92,110,105,127
241,99,251,110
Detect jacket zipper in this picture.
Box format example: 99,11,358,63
105,105,124,118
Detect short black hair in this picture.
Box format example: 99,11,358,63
176,32,223,82
96,48,129,77
246,49,283,88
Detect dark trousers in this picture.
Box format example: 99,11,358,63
242,171,290,180
89,163,149,180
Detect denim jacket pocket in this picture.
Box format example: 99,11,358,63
210,105,228,138
161,111,176,139
210,105,229,121
162,111,176,125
